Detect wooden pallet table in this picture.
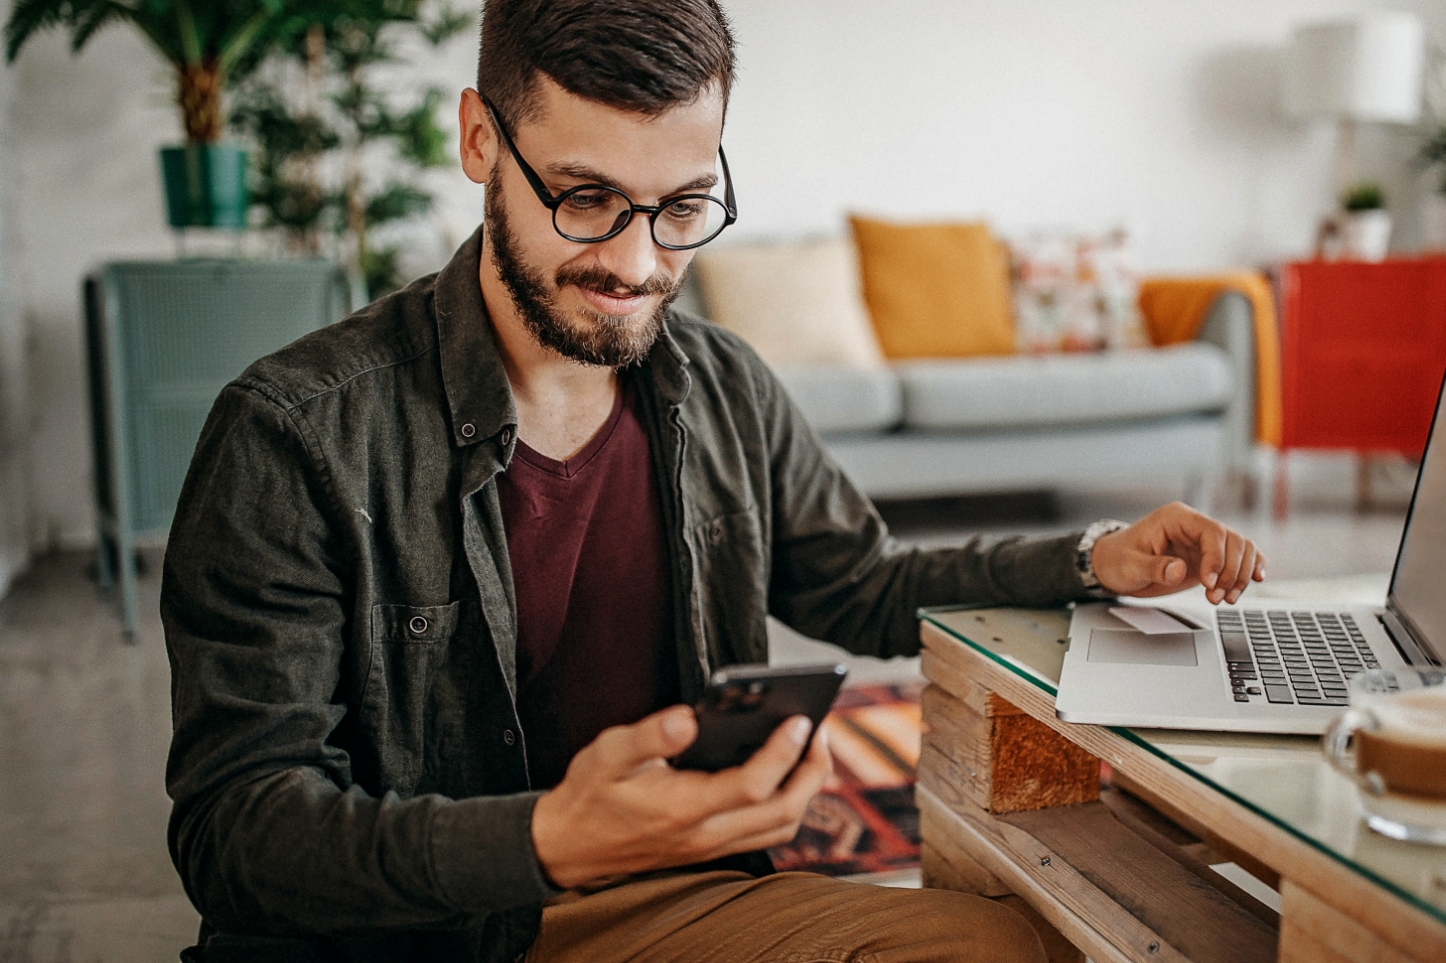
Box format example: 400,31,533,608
918,606,1446,963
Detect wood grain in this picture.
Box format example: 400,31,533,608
922,679,1099,813
920,621,1446,959
1280,880,1423,963
917,783,1168,963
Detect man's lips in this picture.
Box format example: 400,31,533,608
574,285,652,316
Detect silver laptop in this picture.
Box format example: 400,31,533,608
1057,370,1446,735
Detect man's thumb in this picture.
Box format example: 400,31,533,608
601,706,697,772
1148,554,1187,586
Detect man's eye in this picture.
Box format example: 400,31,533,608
663,199,704,220
564,189,613,211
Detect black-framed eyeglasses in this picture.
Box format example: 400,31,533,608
485,100,737,251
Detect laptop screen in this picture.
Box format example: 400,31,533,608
1388,371,1446,663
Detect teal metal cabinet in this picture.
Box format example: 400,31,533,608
84,260,353,637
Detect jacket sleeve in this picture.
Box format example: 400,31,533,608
162,384,556,936
750,359,1089,660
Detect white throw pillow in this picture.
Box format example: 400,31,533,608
691,237,886,368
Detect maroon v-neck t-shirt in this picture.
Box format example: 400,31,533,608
496,376,677,789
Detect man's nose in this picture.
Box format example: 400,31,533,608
594,212,658,289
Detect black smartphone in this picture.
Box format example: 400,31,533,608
672,662,848,772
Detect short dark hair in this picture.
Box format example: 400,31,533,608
476,0,736,130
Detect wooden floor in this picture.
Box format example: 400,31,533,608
0,466,1414,961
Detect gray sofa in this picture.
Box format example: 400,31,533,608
678,281,1257,505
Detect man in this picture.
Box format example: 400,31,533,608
163,1,1265,960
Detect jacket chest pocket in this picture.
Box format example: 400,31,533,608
361,601,466,795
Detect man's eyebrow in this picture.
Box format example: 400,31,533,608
544,162,719,196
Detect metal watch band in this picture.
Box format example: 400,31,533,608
1076,519,1128,590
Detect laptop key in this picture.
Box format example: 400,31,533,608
1234,694,1250,702
1265,685,1294,703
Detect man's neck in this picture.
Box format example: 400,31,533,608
479,253,618,463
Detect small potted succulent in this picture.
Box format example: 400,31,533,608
5,0,298,229
1339,182,1392,262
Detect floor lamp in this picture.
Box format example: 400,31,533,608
1284,14,1424,202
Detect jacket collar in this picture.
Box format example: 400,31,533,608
432,224,694,446
433,225,518,448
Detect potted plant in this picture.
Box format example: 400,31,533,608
1340,182,1392,262
5,0,298,228
230,0,466,298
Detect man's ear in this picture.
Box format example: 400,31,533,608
459,88,496,185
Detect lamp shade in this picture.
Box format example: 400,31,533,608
1283,13,1424,124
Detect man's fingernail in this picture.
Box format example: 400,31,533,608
663,710,693,741
1206,571,1219,588
789,717,812,745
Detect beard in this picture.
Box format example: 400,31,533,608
484,173,682,368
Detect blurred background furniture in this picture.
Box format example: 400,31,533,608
84,260,352,637
1275,257,1446,517
681,234,1261,506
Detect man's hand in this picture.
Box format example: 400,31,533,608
530,705,831,890
1090,502,1266,605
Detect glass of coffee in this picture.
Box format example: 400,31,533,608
1323,668,1446,844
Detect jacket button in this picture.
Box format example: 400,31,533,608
503,729,516,746
408,616,428,635
499,427,513,446
709,522,724,544
461,423,476,439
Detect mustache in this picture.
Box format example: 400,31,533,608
555,265,678,299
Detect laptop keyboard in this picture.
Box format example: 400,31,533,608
1217,609,1379,707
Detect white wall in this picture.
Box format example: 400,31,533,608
5,0,1445,549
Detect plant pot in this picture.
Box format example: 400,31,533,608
159,143,248,229
1341,209,1392,262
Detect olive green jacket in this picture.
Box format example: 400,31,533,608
162,227,1089,962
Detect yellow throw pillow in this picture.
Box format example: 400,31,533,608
848,216,1016,359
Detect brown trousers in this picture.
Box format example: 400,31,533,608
525,870,1049,963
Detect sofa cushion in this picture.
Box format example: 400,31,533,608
692,237,886,367
849,216,1016,360
896,342,1234,431
771,364,904,435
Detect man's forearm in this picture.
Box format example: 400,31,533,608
171,767,555,934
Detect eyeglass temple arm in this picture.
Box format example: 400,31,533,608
484,99,561,208
718,146,738,223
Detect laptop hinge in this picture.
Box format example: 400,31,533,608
1381,609,1439,667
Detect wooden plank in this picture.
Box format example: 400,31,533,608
921,841,1085,963
1110,770,1281,891
920,840,1012,897
920,815,1015,898
1280,879,1423,963
917,783,1169,963
1001,804,1277,963
1279,920,1357,963
920,621,1446,959
922,679,1099,813
1098,787,1279,929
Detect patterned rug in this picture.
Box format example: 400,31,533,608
768,681,924,877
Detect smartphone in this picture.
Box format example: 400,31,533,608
672,662,848,772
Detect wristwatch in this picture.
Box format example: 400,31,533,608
1075,519,1128,590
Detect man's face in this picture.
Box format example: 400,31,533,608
461,78,726,368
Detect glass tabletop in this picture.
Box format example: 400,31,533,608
920,604,1446,926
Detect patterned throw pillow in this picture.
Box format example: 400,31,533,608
1011,229,1148,353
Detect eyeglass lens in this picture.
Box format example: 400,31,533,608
555,187,731,249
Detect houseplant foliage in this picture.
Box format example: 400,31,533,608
230,0,466,298
3,0,308,227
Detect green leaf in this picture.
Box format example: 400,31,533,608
364,181,431,224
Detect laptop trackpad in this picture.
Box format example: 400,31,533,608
1087,628,1199,666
